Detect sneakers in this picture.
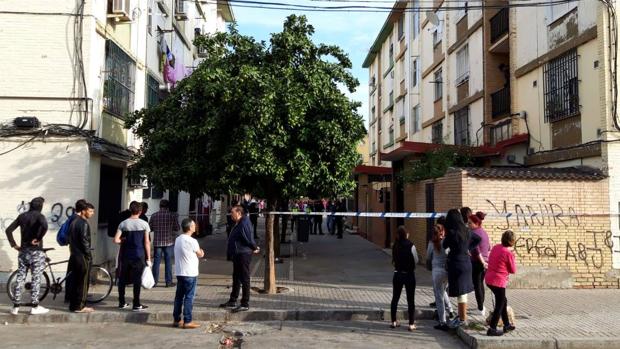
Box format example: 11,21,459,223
448,311,456,319
448,317,466,329
478,306,487,317
165,282,176,288
173,320,184,328
118,303,130,310
183,322,201,329
231,305,249,313
219,301,237,309
434,323,450,331
503,324,516,333
10,307,19,315
132,304,149,312
487,328,504,336
30,305,49,315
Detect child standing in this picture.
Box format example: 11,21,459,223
485,230,517,336
173,218,204,329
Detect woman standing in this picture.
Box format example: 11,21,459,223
485,230,517,336
468,212,491,316
389,226,419,331
426,217,454,331
443,209,481,327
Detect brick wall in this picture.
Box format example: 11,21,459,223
462,173,618,289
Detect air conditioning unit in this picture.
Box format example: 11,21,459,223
128,175,148,188
175,0,188,20
110,0,132,21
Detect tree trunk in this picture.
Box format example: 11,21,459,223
274,214,281,258
263,199,277,294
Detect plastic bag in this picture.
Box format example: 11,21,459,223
141,266,155,289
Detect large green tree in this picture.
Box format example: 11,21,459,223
126,15,365,293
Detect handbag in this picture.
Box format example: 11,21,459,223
141,266,155,289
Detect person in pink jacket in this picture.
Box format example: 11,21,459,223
484,230,517,336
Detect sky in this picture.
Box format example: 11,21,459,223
230,1,389,124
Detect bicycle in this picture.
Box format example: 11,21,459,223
6,248,113,306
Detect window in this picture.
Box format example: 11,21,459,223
412,0,420,39
147,6,153,35
388,125,395,144
432,122,443,144
544,49,579,122
103,40,136,117
490,120,512,146
142,185,164,200
398,16,405,40
146,74,160,108
454,108,470,145
389,43,394,66
411,105,420,134
412,58,418,88
434,68,443,101
546,0,578,24
388,91,394,107
432,13,443,47
456,45,469,84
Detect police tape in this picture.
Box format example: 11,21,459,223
262,211,619,218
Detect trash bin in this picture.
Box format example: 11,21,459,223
297,215,311,242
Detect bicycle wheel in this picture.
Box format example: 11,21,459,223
86,266,113,303
6,270,50,306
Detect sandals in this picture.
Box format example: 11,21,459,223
390,322,401,329
74,307,95,313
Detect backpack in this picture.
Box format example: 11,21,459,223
56,214,76,246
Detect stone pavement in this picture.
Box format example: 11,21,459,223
1,217,620,348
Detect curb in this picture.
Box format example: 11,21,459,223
0,308,437,325
456,328,620,349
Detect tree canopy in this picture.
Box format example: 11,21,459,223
126,15,366,202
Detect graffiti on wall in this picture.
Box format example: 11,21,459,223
0,200,75,231
486,199,580,230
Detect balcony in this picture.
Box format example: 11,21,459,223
491,86,511,118
490,8,509,44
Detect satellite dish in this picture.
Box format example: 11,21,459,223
426,11,440,26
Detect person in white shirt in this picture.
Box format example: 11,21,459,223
172,218,204,329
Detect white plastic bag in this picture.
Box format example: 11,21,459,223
141,266,155,289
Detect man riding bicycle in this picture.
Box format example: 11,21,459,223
5,197,50,315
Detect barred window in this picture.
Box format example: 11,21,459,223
490,119,512,146
432,122,443,144
456,45,469,85
411,105,420,134
103,40,135,118
544,49,579,123
146,74,161,108
454,107,470,145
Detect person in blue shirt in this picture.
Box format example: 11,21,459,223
220,205,260,312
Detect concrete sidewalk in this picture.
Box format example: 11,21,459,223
1,219,620,348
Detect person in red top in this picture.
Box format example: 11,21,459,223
485,230,517,336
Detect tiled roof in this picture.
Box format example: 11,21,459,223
460,166,606,181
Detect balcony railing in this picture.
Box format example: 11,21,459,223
491,86,510,118
490,8,509,44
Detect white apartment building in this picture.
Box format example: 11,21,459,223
0,0,234,272
362,0,620,271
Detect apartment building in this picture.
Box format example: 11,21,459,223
0,0,233,273
359,0,620,288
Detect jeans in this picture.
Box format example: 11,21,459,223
153,245,174,285
336,218,344,239
487,284,511,329
14,249,46,306
229,253,252,306
390,272,416,325
173,276,197,323
432,268,453,324
472,260,486,311
327,216,334,234
312,216,323,235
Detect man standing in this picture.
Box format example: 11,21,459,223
248,201,259,240
114,201,152,311
140,202,149,222
335,199,346,239
67,201,96,313
172,218,204,329
312,200,324,235
5,197,49,315
149,199,180,288
220,206,260,313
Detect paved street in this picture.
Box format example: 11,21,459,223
1,219,620,348
0,320,466,349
